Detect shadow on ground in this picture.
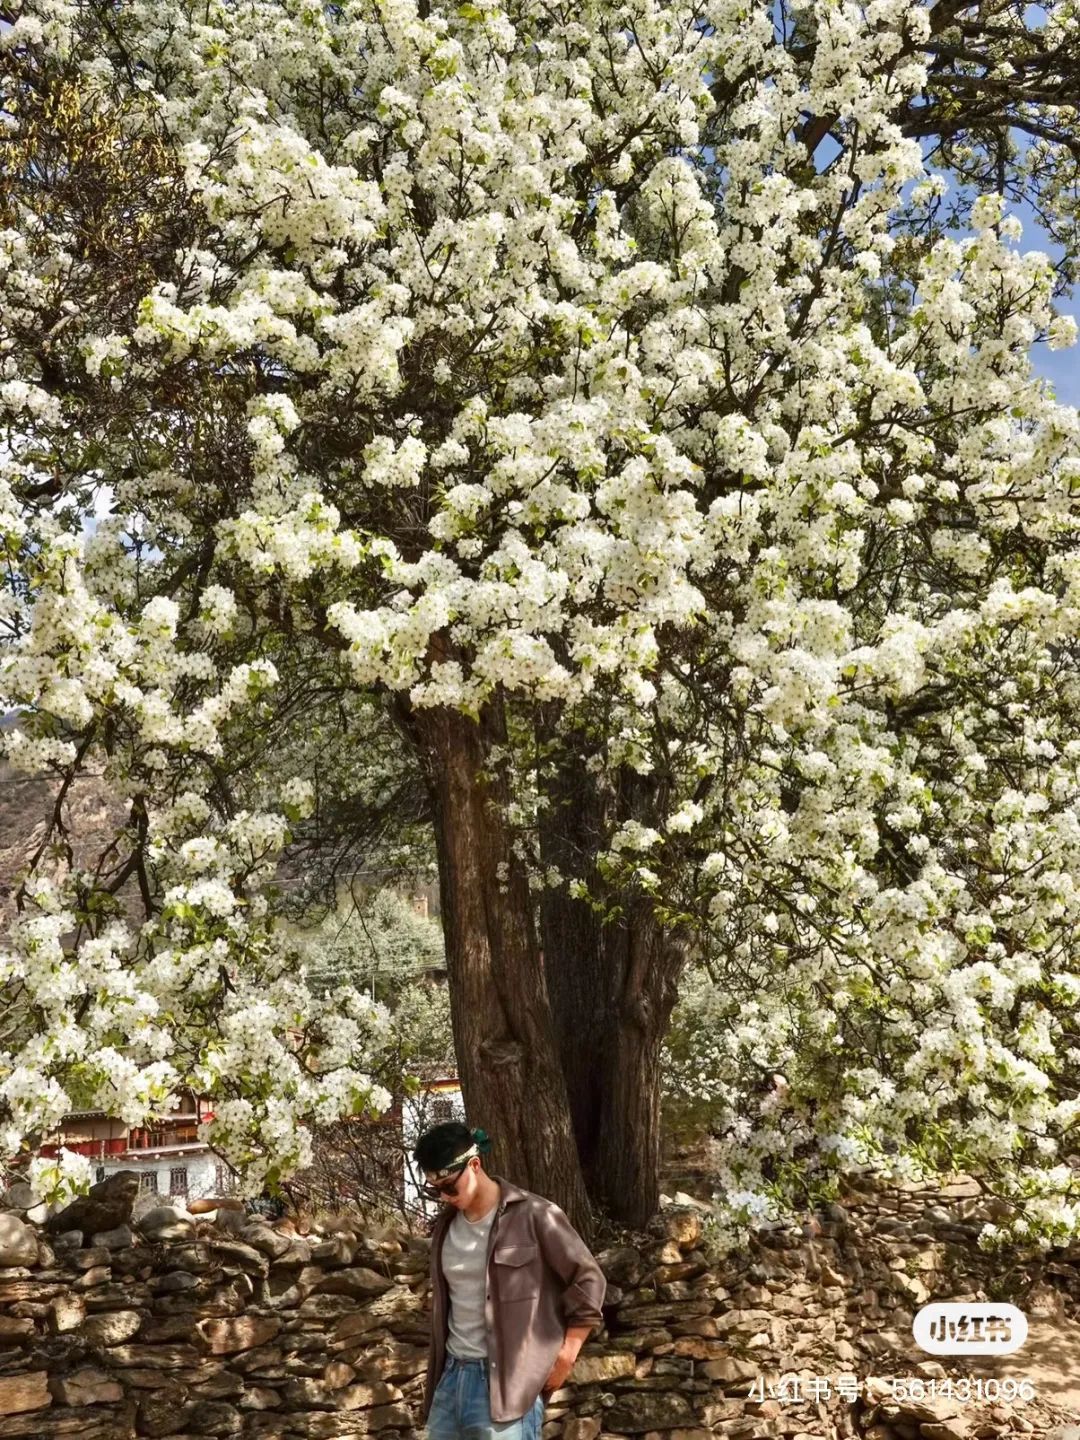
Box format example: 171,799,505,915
971,1314,1080,1413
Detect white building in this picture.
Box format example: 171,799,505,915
45,1072,469,1216
41,1091,230,1202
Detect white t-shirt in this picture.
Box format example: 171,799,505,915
442,1201,497,1358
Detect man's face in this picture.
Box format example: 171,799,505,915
425,1155,480,1207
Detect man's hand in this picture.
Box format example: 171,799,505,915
540,1325,592,1396
540,1344,577,1396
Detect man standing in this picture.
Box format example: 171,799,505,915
414,1121,607,1440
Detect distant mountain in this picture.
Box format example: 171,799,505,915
0,760,131,922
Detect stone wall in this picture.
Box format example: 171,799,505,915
1,1172,1079,1440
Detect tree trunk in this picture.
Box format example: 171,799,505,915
537,760,607,1195
539,758,686,1228
407,699,593,1234
591,902,683,1225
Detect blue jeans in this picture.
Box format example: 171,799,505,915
426,1353,545,1440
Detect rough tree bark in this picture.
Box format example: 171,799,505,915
404,698,594,1235
539,757,686,1229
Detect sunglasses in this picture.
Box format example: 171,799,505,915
420,1161,470,1201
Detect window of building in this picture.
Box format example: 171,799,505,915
139,1171,158,1193
169,1167,188,1197
431,1097,455,1123
95,1166,106,1184
215,1163,231,1195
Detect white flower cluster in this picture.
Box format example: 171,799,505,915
28,1149,94,1207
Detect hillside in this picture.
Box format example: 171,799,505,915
0,760,131,923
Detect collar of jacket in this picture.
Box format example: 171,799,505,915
431,1173,527,1235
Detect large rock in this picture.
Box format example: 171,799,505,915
714,1307,774,1333
891,1395,963,1425
282,1378,337,1411
189,1370,245,1402
76,1309,144,1346
604,1393,697,1432
337,1381,404,1410
0,1372,51,1415
564,1421,602,1440
148,1268,198,1295
209,1206,248,1237
231,1345,286,1379
311,1235,358,1267
569,1354,637,1384
351,1285,424,1330
131,1190,166,1222
238,1386,281,1411
71,1246,110,1270
47,1368,123,1407
347,1342,428,1383
313,1267,395,1299
241,1224,294,1259
138,1394,242,1437
596,1246,642,1287
937,1176,982,1198
48,1295,86,1333
671,1337,728,1361
45,1171,139,1240
72,1264,110,1290
322,1361,355,1391
365,1403,414,1432
298,1294,356,1320
698,1356,758,1383
139,1315,200,1344
650,1208,703,1250
921,1424,971,1440
333,1311,388,1344
0,1183,34,1213
198,1316,282,1354
208,1240,268,1275
136,1206,195,1242
0,1277,64,1305
0,1316,34,1345
168,1242,211,1272
88,1224,133,1250
277,1237,313,1266
616,1299,712,1326
0,1214,38,1267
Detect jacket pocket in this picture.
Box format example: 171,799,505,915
491,1243,540,1302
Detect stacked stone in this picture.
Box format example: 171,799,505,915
1,1169,1080,1440
0,1178,432,1439
539,1176,1080,1440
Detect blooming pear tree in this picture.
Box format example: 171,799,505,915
2,0,1080,1232
0,509,394,1198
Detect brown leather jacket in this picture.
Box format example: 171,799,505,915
420,1174,607,1423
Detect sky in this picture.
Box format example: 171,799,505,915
1016,2,1078,406
1021,205,1080,407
